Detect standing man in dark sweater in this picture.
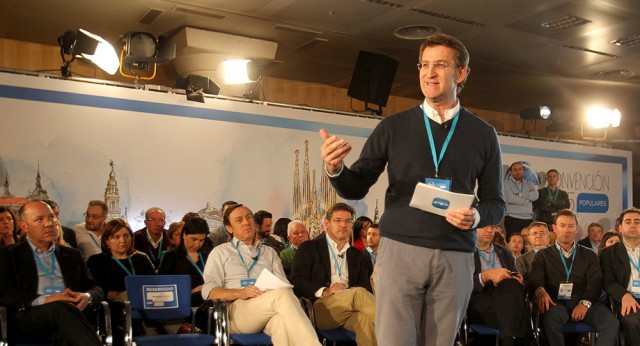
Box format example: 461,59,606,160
319,33,505,346
534,169,570,229
530,209,618,345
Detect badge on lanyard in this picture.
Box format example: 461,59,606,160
241,279,257,287
632,280,640,298
425,177,452,191
44,286,64,295
558,282,573,300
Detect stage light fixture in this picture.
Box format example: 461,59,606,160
585,107,621,129
520,106,551,120
58,29,119,77
222,59,260,84
119,32,176,80
175,74,220,103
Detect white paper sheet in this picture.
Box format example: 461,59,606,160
254,268,294,291
409,182,475,217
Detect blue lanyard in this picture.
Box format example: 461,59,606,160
512,179,524,194
33,249,56,284
186,251,205,277
628,252,640,279
327,236,346,280
231,241,261,278
557,245,577,281
476,246,496,269
111,255,136,276
146,233,163,264
547,187,559,204
421,103,460,178
89,232,101,249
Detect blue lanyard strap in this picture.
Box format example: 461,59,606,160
231,241,261,278
547,187,559,204
186,251,205,277
628,252,640,279
557,245,577,281
512,179,524,194
33,249,56,283
89,232,101,249
148,239,163,264
421,103,460,178
327,236,345,280
476,246,496,269
111,255,136,276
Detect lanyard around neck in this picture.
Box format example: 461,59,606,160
33,248,56,283
327,235,346,280
146,231,163,264
421,102,460,178
111,255,136,276
512,179,524,193
89,232,101,249
547,187,559,204
186,251,205,277
628,251,640,279
231,241,261,278
557,245,577,281
476,246,496,269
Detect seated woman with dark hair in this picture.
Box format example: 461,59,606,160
352,216,372,251
0,206,19,246
87,218,155,345
158,216,212,330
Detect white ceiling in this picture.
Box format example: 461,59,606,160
1,0,639,137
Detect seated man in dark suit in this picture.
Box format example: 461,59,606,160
530,209,618,345
577,222,603,252
291,202,376,346
133,206,171,268
0,200,102,345
516,221,550,283
600,207,640,346
469,224,529,346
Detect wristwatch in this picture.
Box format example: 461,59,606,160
579,300,591,309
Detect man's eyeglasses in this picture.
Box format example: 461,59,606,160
0,217,13,223
84,212,105,220
417,61,457,71
330,219,354,225
530,231,548,237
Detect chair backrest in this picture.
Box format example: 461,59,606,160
124,275,192,320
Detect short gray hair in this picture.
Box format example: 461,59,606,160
287,220,306,236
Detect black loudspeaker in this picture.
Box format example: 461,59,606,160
347,51,399,107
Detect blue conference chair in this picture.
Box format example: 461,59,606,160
213,300,272,346
124,275,215,346
299,297,356,346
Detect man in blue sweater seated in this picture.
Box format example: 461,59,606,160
319,33,505,345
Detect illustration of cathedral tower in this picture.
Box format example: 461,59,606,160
27,163,49,200
104,160,121,221
2,175,14,198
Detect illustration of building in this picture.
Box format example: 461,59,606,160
292,140,338,239
27,164,49,200
104,160,122,221
0,167,40,215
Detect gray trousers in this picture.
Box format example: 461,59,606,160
375,237,474,346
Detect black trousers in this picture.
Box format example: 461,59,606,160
468,278,530,341
12,301,102,346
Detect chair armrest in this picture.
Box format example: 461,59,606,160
123,301,132,346
210,299,229,346
99,301,113,346
0,305,7,346
298,297,316,327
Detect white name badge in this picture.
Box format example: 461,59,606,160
558,282,573,300
241,279,256,287
632,279,640,298
44,286,64,295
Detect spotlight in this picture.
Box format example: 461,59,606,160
58,29,119,77
120,32,176,80
585,107,621,129
222,59,260,84
175,74,220,103
520,106,551,120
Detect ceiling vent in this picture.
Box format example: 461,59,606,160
541,15,591,30
362,0,405,9
296,38,328,51
139,8,164,25
410,8,486,27
610,34,640,48
593,69,636,80
562,45,618,58
393,25,440,40
173,6,226,20
273,25,321,36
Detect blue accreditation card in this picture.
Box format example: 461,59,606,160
632,279,640,298
425,177,451,191
44,286,64,295
241,279,256,287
